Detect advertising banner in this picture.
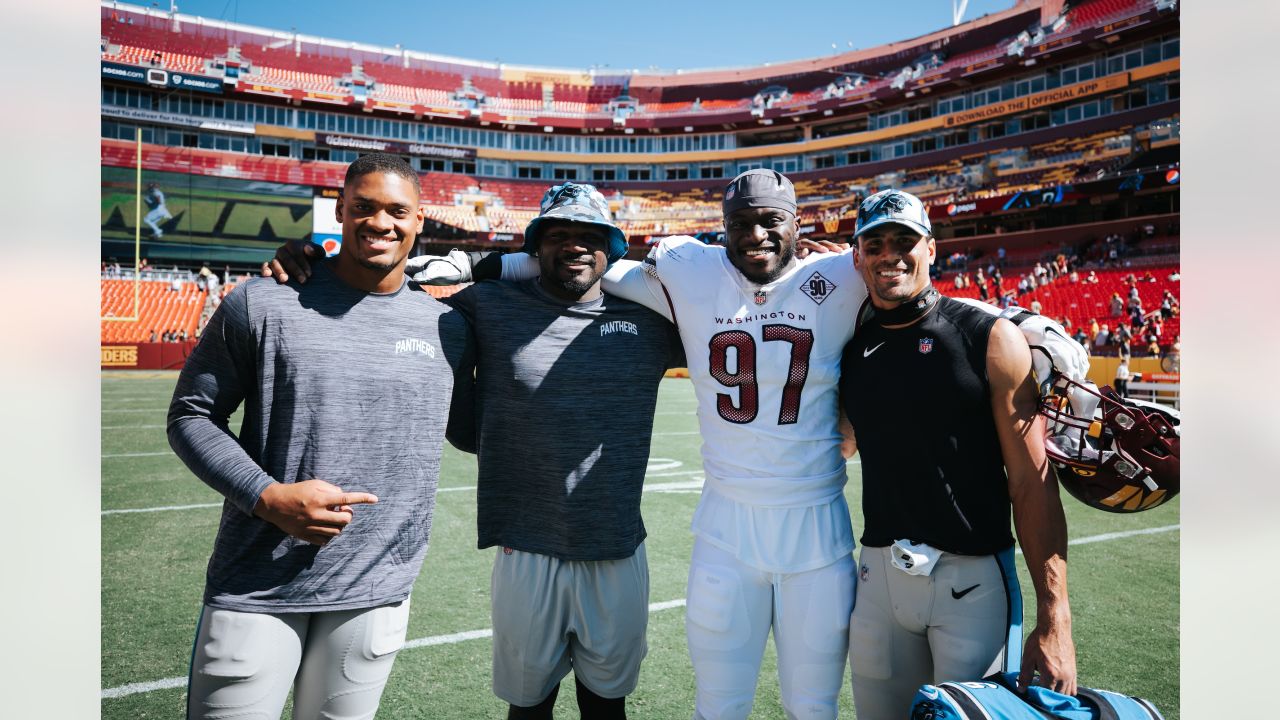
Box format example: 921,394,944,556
313,188,342,256
317,134,476,160
101,61,223,94
942,74,1130,128
101,105,255,134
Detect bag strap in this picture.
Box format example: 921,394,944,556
936,684,988,720
1074,688,1121,720
986,674,1121,720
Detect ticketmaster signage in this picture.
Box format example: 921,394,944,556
101,105,256,134
101,61,224,94
318,133,475,160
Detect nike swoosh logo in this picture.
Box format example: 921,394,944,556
863,342,886,358
951,584,981,600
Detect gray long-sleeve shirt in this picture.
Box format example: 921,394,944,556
445,279,682,561
168,261,474,612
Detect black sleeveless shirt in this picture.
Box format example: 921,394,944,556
839,295,1014,555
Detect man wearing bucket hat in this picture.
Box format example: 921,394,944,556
838,189,1076,719
443,182,682,719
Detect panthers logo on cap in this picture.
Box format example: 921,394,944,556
863,192,909,216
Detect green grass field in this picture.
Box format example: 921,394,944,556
102,371,1179,718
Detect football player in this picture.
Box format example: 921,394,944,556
171,154,474,719
839,189,1075,718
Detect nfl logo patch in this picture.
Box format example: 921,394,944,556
754,290,768,305
918,337,934,354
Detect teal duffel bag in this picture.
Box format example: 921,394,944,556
910,672,1164,720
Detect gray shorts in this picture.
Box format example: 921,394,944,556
490,543,649,706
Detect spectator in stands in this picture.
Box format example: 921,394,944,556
1094,324,1111,349
179,329,188,342
975,267,986,287
1142,271,1156,283
1033,262,1047,283
1114,356,1132,397
1161,291,1178,318
1030,299,1043,315
978,280,990,302
997,246,1007,267
148,330,157,343
1145,337,1161,357
1110,292,1124,318
1072,326,1089,347
1128,305,1145,329
1114,323,1132,357
954,273,964,290
1168,270,1180,282
1017,275,1030,297
1086,270,1099,284
1069,269,1080,283
1088,318,1100,340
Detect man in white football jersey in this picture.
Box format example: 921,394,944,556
265,169,1088,719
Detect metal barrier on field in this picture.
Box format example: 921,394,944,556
1124,381,1179,409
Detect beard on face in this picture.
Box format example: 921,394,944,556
556,263,605,295
732,239,797,285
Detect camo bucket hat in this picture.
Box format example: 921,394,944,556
523,182,628,263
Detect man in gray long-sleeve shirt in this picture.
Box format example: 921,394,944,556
168,154,473,720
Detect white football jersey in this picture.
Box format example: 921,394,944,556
622,236,867,497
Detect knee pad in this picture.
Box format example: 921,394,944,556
343,600,411,684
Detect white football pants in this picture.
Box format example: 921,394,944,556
686,537,855,720
187,598,411,720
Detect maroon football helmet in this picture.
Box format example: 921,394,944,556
1039,374,1180,513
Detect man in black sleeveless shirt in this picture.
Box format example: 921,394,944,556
839,190,1076,718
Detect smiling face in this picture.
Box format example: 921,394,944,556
854,223,936,309
535,219,609,301
334,170,424,291
724,206,799,284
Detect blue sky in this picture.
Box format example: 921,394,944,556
119,0,1020,71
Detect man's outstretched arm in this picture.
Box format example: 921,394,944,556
987,318,1076,696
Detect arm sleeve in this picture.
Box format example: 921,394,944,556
600,257,675,322
498,252,540,281
166,285,275,516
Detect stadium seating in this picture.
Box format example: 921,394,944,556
101,0,1163,125
101,279,207,343
937,265,1180,347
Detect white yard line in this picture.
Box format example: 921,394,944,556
100,527,1176,699
103,473,707,515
